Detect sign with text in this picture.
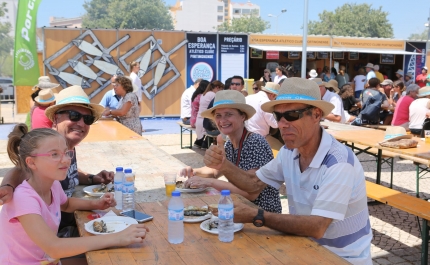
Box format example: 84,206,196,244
266,51,279,59
349,52,359,60
333,52,344,59
218,34,248,83
288,51,300,59
249,35,331,47
186,33,217,87
317,52,329,59
380,54,395,64
307,52,316,59
332,37,405,50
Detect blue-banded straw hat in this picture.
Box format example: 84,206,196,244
261,77,334,117
380,126,412,143
261,82,280,95
418,86,430,97
34,89,57,106
200,90,256,120
45,85,105,122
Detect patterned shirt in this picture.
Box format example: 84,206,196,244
225,132,282,213
257,129,372,264
117,92,142,135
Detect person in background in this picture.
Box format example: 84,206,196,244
339,84,361,123
259,69,272,85
364,63,376,86
190,80,210,147
180,90,282,213
314,78,345,123
353,68,367,98
404,72,414,88
0,125,148,264
335,65,350,88
99,75,121,110
252,80,264,93
31,89,56,130
308,69,318,80
379,79,394,125
129,61,142,108
321,66,335,82
180,79,202,125
196,81,224,149
389,80,404,109
274,66,287,84
391,84,419,129
331,67,338,77
409,86,430,135
416,66,429,88
395,69,404,82
373,65,384,83
102,76,142,135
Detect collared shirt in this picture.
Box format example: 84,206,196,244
130,72,142,102
256,129,372,264
366,70,376,81
322,90,346,123
409,98,430,129
274,75,287,84
99,89,120,109
245,91,278,136
180,85,196,119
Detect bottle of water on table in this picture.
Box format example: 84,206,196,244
168,191,184,244
218,189,234,242
114,167,124,210
122,168,135,211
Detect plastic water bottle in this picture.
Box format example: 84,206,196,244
114,167,124,210
122,168,135,211
218,190,234,242
168,191,184,244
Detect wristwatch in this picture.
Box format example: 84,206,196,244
253,209,265,227
88,174,95,185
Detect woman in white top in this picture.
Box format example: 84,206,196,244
353,68,367,99
273,66,287,84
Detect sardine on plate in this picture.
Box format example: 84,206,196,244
184,206,209,216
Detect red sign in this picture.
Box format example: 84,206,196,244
266,51,279,59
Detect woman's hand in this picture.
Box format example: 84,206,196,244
179,166,194,178
184,176,213,189
117,224,149,246
95,192,116,210
102,108,111,116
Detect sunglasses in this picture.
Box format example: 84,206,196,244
273,106,314,122
253,87,258,90
56,110,96,125
230,82,241,86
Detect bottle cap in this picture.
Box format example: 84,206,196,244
115,167,123,172
171,191,181,197
221,190,230,195
124,168,132,173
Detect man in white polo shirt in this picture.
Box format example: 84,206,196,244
180,79,201,125
203,78,372,264
313,78,346,123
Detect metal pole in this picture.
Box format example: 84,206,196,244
427,8,430,68
301,0,309,78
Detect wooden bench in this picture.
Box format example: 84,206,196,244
366,181,430,265
177,121,195,149
398,155,430,198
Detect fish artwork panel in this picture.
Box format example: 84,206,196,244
68,60,106,85
72,39,112,62
49,68,91,88
150,56,167,94
138,41,155,78
85,56,124,76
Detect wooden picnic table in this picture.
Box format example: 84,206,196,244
84,119,143,142
75,195,348,265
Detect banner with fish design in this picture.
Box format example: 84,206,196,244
186,33,217,87
404,41,426,82
14,0,42,85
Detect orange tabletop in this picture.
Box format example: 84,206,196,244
75,195,348,265
84,119,144,142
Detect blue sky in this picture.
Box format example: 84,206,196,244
37,0,429,39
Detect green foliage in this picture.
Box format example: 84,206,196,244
82,0,174,30
217,14,270,33
0,2,13,77
308,3,393,38
408,28,429,40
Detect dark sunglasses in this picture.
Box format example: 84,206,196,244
230,82,241,86
273,106,314,122
56,110,96,125
253,87,258,90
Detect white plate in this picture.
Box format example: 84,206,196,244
175,187,207,193
85,216,137,235
83,184,114,197
200,218,244,234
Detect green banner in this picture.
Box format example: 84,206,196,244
14,0,41,86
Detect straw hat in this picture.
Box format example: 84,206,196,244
364,63,374,69
261,82,280,95
125,76,139,93
32,76,60,91
45,85,105,122
380,79,393,86
34,89,57,106
406,72,413,78
380,126,412,143
324,79,339,93
309,69,318,78
261,77,334,117
200,90,255,120
395,69,404,76
418,86,430,97
311,78,325,87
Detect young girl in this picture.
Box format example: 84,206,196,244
0,124,149,265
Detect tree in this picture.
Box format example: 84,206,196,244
217,14,270,33
308,3,393,38
82,0,174,30
0,2,13,77
408,28,429,40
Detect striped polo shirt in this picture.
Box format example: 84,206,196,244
257,129,372,265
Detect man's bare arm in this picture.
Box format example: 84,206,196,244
0,167,27,204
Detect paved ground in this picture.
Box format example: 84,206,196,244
1,104,430,264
